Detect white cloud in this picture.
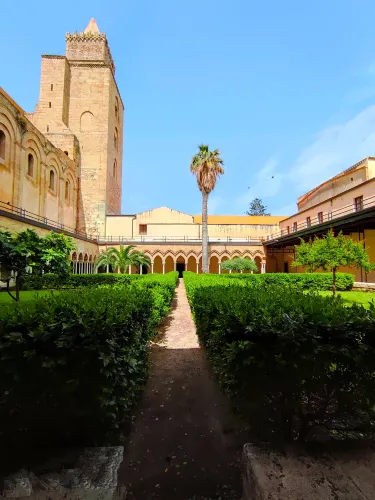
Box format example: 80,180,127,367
289,105,375,192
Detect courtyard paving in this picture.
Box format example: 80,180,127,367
118,279,246,499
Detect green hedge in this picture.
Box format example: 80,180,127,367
184,273,375,442
0,273,178,465
21,273,137,290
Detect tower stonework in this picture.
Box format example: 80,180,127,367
28,19,123,236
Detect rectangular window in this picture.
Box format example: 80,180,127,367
318,211,323,224
354,195,363,212
49,102,52,108
306,216,311,228
139,224,147,235
293,222,297,232
51,84,53,91
286,226,290,234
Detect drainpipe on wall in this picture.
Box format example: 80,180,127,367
131,216,136,239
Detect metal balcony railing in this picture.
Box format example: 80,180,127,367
266,194,375,242
0,201,262,244
0,200,96,240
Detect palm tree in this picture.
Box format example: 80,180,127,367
95,245,151,274
94,248,118,273
190,145,224,273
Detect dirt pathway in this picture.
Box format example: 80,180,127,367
118,279,246,500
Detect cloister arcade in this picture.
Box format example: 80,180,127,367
69,249,266,275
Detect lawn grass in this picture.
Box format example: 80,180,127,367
318,290,375,308
0,290,58,303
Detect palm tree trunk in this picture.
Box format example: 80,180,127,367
202,191,209,273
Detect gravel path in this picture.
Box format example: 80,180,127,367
118,279,246,500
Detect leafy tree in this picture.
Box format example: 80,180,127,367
0,229,75,301
95,245,151,274
221,257,258,273
292,229,374,295
190,144,224,273
245,198,270,216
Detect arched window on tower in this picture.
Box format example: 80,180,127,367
65,179,70,202
113,160,117,179
114,128,118,151
115,97,119,121
0,131,6,161
27,153,34,178
49,169,55,192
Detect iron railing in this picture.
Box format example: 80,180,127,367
0,201,262,244
0,200,96,241
97,235,258,243
266,194,375,242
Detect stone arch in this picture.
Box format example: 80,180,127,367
153,255,163,274
71,251,78,261
187,255,197,272
209,255,219,274
22,132,45,163
175,252,186,263
151,251,164,261
0,106,21,144
162,251,176,263
80,111,95,132
165,255,174,273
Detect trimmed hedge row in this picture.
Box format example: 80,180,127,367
0,272,178,466
184,273,375,442
21,272,137,290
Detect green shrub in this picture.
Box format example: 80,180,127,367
21,273,136,290
184,273,375,442
183,271,354,294
0,272,178,460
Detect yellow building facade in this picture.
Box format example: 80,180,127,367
0,20,284,275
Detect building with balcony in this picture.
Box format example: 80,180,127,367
264,157,375,282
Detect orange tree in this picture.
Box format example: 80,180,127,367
292,229,374,295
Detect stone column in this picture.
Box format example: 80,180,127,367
106,264,109,274
140,265,143,275
218,263,221,274
261,262,266,274
229,269,232,274
151,262,154,274
196,262,199,274
128,265,132,274
162,262,165,274
174,262,177,271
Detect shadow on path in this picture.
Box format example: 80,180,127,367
118,279,247,500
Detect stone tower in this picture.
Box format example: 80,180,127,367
28,19,123,236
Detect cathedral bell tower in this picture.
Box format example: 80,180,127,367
29,19,124,236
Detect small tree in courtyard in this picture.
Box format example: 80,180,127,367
245,198,270,216
292,229,374,295
0,229,75,301
221,257,258,274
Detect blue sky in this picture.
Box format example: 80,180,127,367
2,0,375,216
